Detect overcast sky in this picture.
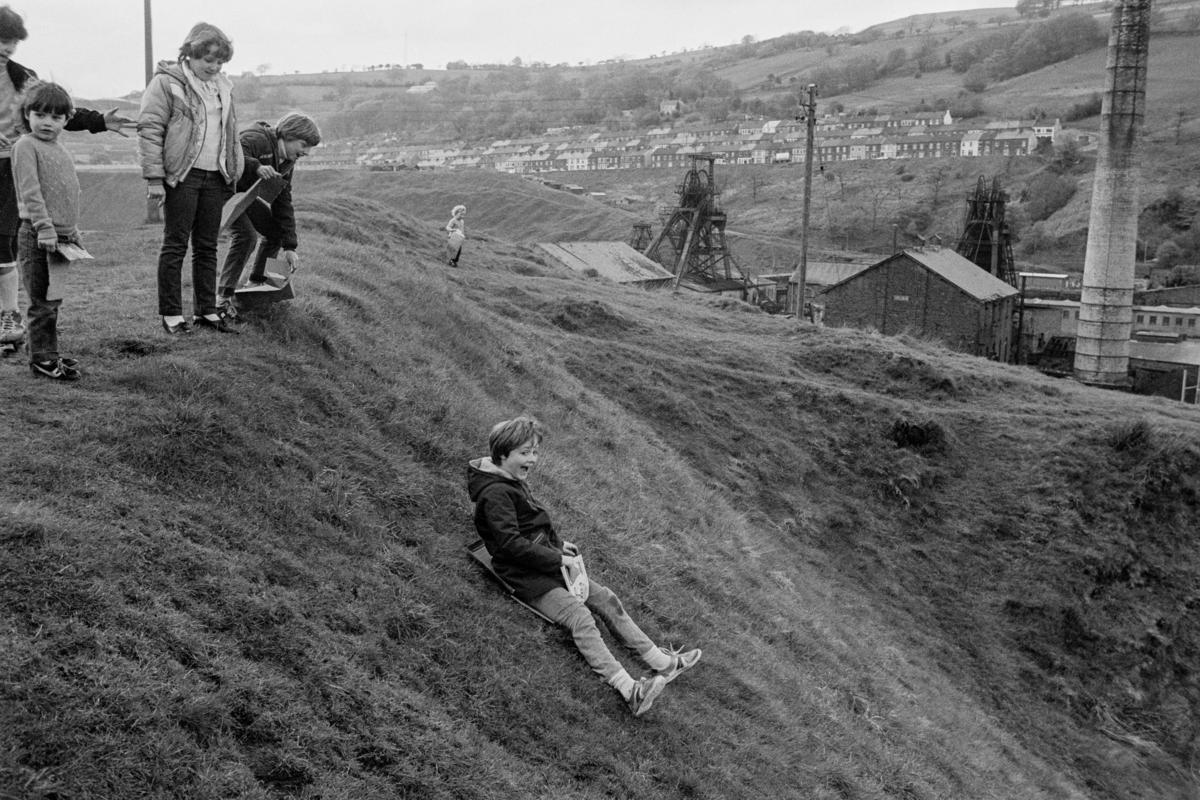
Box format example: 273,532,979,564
15,0,1010,99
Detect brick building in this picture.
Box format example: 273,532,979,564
822,248,1019,361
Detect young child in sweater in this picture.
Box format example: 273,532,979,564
0,4,131,351
12,82,83,380
467,415,701,717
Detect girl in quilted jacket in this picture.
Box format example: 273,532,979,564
137,22,244,335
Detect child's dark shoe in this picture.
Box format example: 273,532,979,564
30,358,81,381
161,317,192,335
627,674,667,717
192,314,240,334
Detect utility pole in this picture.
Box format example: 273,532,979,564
143,0,160,224
143,0,153,85
788,84,817,318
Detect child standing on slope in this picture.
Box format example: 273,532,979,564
138,22,243,335
12,82,84,380
467,415,701,717
0,4,132,351
445,204,466,267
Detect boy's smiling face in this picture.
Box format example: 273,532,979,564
498,437,539,481
281,138,312,162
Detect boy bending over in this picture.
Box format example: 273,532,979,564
217,112,320,317
467,416,700,717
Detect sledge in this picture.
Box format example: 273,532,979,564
466,539,554,623
219,176,286,233
231,266,295,313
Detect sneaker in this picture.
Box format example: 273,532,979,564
217,300,239,322
192,315,240,334
0,309,25,344
627,674,667,717
161,317,192,335
30,358,81,381
656,646,702,684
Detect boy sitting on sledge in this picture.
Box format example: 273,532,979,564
467,415,701,717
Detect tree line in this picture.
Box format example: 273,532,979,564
268,13,1115,145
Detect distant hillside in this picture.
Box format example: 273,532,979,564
68,2,1200,272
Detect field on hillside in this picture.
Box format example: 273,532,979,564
2,170,1199,800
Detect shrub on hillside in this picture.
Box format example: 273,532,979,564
1023,173,1077,222
1155,240,1184,270
1164,264,1200,287
1064,93,1103,122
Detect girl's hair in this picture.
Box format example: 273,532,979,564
452,205,466,216
0,5,28,41
22,81,73,120
489,416,544,464
178,22,233,63
275,113,322,147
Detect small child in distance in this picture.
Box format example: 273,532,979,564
445,204,466,267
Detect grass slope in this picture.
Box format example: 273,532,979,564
1,171,1198,800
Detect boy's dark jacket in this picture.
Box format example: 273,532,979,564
467,457,564,601
7,60,108,134
237,122,298,250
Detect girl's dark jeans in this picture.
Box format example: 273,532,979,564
156,169,232,317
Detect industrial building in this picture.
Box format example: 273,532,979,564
821,247,1019,361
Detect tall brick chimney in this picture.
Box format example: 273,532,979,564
1073,0,1152,386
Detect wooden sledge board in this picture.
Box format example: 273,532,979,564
466,539,553,623
220,176,286,232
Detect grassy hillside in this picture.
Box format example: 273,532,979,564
2,170,1199,800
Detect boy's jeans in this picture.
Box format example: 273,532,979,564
157,169,231,317
531,581,659,682
17,221,60,362
218,202,283,298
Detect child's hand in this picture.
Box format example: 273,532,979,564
562,541,580,556
257,165,281,181
282,250,299,273
37,230,59,251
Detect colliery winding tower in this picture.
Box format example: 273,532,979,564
643,153,747,291
956,176,1017,287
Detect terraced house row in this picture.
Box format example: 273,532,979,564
310,110,1070,173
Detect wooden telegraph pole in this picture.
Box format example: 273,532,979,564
143,0,153,85
143,0,160,223
789,84,817,318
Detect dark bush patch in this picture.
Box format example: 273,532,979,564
890,417,949,454
547,299,633,334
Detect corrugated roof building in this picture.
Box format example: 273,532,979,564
821,247,1019,361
